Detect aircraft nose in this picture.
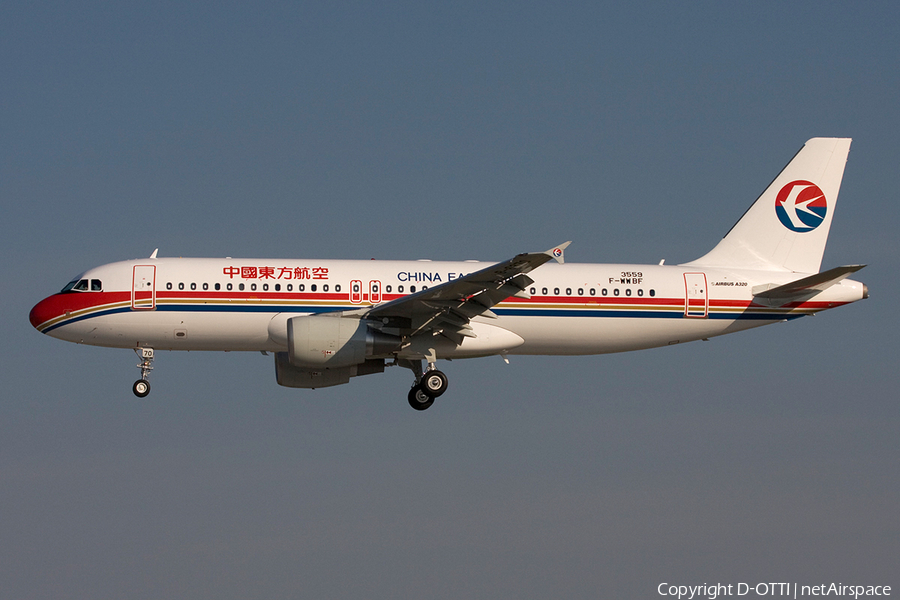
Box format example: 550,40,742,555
30,294,61,332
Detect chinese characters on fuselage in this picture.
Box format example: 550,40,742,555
223,266,329,280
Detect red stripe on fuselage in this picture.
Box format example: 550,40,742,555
29,291,131,329
31,288,844,333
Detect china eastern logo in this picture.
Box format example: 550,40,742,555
775,180,827,232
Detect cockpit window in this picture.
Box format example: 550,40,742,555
61,278,101,292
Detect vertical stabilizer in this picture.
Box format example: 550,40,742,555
684,138,851,273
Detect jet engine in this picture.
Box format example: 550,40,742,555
274,314,401,389
287,314,400,368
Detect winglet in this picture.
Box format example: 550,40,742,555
544,241,572,264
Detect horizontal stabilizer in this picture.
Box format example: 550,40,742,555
752,264,865,305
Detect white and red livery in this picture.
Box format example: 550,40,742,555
30,138,868,410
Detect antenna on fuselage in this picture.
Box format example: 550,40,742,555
149,248,159,259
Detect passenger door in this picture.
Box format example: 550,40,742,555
684,272,708,318
132,265,156,309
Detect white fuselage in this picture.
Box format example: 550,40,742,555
31,257,866,358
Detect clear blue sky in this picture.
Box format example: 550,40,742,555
2,3,897,598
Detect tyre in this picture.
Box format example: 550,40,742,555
133,379,150,398
421,370,448,397
407,385,434,410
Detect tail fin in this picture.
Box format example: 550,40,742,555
684,138,851,273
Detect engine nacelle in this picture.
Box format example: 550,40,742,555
274,352,385,389
287,315,400,368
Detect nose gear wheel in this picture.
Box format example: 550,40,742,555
133,379,150,397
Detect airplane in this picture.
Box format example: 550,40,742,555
29,138,868,410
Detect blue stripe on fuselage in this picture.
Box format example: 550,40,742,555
43,302,803,334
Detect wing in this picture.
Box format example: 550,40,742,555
361,242,571,345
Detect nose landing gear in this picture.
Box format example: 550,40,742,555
133,347,153,398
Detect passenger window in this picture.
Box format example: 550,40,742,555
227,283,233,291
299,284,305,292
398,285,404,293
530,287,536,294
263,284,268,291
566,288,572,295
638,289,643,297
602,288,608,296
626,289,631,296
554,288,560,295
542,287,548,295
649,289,656,297
614,289,620,296
239,283,245,291
203,283,208,291
287,284,293,291
178,283,184,290
167,282,173,290
215,283,221,291
311,284,317,292
190,283,196,290
589,288,596,296
386,285,392,293
335,284,341,292
410,285,416,293
577,288,583,296
251,283,257,291
323,284,329,292
275,284,281,291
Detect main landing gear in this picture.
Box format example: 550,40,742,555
133,347,153,398
401,352,449,411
